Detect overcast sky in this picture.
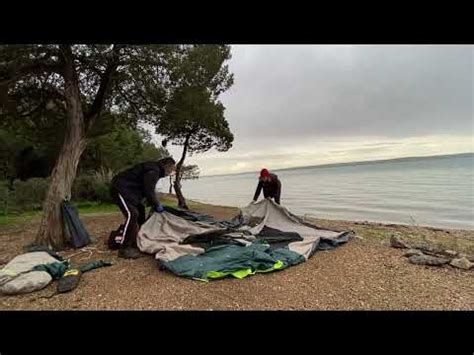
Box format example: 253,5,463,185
151,45,473,176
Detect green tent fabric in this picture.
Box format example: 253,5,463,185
79,260,113,273
33,260,112,280
33,261,69,280
138,199,351,281
162,242,305,281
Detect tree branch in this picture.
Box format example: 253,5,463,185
84,46,121,130
0,61,63,86
177,131,193,168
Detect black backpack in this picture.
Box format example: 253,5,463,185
61,200,91,249
108,224,125,250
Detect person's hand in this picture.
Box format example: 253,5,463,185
154,204,164,213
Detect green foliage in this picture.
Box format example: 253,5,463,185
72,175,113,203
0,129,26,180
180,164,200,180
159,45,234,155
0,178,50,214
1,174,110,215
160,86,233,154
1,119,169,179
80,124,169,174
0,45,180,174
0,180,11,214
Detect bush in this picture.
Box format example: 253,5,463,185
0,171,114,214
72,175,96,201
72,172,113,203
9,178,50,213
0,180,13,215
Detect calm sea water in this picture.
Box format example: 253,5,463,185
160,153,474,230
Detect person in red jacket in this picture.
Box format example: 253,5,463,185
253,168,282,205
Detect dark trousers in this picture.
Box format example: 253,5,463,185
263,189,280,205
110,187,146,248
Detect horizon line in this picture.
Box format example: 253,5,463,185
200,151,474,178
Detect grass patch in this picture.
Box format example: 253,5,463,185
0,210,43,228
0,202,121,229
74,202,119,214
0,196,186,229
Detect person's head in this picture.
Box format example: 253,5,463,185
158,157,176,176
259,168,271,182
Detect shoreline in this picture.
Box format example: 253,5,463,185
160,194,474,256
161,193,474,233
161,193,474,232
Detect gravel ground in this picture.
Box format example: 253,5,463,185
0,203,473,310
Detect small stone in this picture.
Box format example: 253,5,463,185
412,242,442,256
404,249,423,257
441,250,458,258
459,254,474,263
449,257,473,270
390,234,410,249
408,254,450,266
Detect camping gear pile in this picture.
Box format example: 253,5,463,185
0,199,111,296
0,249,112,295
138,199,351,281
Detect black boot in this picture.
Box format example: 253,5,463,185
118,247,142,259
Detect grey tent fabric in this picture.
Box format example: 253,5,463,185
0,271,52,295
241,200,350,259
137,211,221,263
0,252,60,294
138,199,351,280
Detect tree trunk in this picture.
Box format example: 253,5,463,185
35,46,87,249
169,175,173,194
173,179,188,210
35,128,87,249
174,133,192,210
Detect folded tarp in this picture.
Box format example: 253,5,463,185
0,252,61,295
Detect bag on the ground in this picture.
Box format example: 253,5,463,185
0,252,60,295
56,260,112,293
108,224,125,250
57,269,82,293
62,200,91,249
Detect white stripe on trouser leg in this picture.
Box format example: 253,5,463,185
117,194,131,245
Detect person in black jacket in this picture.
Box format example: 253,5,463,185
253,168,282,205
110,157,176,259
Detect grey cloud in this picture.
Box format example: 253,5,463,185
222,45,473,140
361,142,405,147
329,146,398,154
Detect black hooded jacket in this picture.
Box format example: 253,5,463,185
111,161,166,206
253,173,281,204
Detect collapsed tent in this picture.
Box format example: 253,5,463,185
138,199,351,281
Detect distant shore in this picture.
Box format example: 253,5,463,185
201,152,474,178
